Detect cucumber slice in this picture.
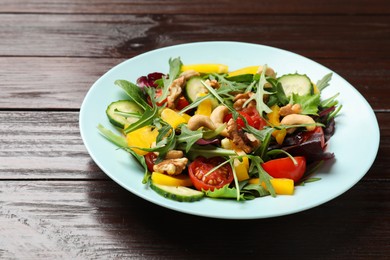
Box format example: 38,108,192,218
106,100,143,128
278,74,313,98
150,182,204,202
184,76,207,103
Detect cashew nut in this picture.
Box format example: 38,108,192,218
210,105,229,136
280,114,316,133
187,115,216,131
165,150,184,159
257,65,276,78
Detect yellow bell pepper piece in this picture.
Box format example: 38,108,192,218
126,126,158,155
228,65,260,77
233,157,250,181
267,104,287,145
181,113,191,123
161,108,187,129
181,63,228,74
249,178,294,195
195,99,213,116
151,172,193,187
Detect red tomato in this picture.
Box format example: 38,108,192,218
241,107,267,129
176,96,190,110
223,107,266,130
223,111,254,129
262,156,306,183
145,152,157,172
188,157,234,191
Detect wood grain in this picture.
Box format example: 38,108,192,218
0,57,389,110
1,0,388,14
0,180,389,259
0,111,387,180
0,14,388,60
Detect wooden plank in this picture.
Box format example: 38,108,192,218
0,0,388,14
0,57,389,110
0,111,106,179
0,180,389,259
0,14,388,60
0,111,388,180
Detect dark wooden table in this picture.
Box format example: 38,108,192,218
1,1,389,259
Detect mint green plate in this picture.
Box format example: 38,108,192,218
80,41,380,219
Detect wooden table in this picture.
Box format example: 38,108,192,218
1,1,389,259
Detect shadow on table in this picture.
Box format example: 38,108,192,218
85,179,384,259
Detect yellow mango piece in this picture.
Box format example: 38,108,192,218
228,65,260,77
151,172,193,187
248,178,294,195
181,63,228,74
126,126,158,155
161,108,187,129
234,157,250,181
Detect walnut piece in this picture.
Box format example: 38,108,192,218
153,158,188,175
226,119,253,153
233,92,256,110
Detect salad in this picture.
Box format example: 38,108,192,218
98,57,341,202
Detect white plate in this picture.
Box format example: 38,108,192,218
80,41,380,219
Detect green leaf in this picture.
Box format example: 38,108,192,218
176,125,203,153
242,183,270,197
181,144,237,160
254,65,272,115
123,105,159,134
97,124,128,148
292,93,321,115
316,73,333,91
159,57,183,102
204,185,245,200
114,80,148,110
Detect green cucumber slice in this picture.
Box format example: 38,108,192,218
106,100,143,128
184,76,206,103
150,182,204,202
278,74,313,98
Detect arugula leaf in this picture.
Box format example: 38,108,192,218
316,73,333,91
176,125,203,153
182,144,237,160
124,105,159,134
241,183,270,197
291,93,321,115
114,80,148,110
204,185,245,200
159,57,183,102
248,156,275,197
97,124,149,183
97,124,128,148
253,65,272,115
320,93,340,108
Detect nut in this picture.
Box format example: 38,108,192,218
187,115,216,131
153,157,188,175
165,150,184,159
233,92,256,110
279,104,302,116
257,65,276,78
280,114,316,133
180,70,200,80
210,105,229,136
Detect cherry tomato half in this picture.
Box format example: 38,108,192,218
176,96,190,110
262,156,306,183
241,107,267,130
188,156,234,191
223,107,266,130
